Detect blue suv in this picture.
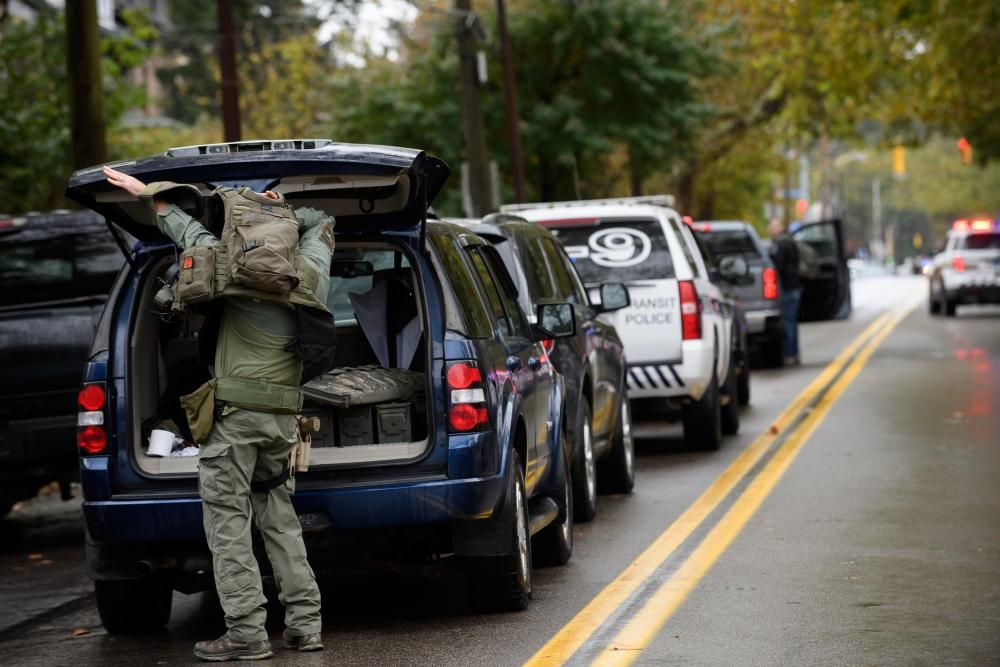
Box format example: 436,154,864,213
66,141,576,631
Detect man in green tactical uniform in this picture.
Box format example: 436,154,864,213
104,165,333,661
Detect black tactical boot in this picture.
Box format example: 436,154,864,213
282,629,324,652
194,634,273,661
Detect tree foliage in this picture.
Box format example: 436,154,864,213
0,8,152,213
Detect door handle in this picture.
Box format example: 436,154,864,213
506,355,523,372
528,356,542,370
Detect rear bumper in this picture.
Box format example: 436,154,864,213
744,308,782,336
624,339,712,401
947,284,1000,304
84,471,507,545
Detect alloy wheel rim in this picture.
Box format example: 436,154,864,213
561,472,573,544
621,398,634,478
515,477,529,585
583,421,596,505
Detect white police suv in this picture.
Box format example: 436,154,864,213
929,217,1000,316
503,196,748,450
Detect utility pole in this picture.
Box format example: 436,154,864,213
217,0,241,142
454,0,494,216
65,0,107,169
496,0,526,204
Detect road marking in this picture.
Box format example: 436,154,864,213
591,303,916,667
524,310,896,667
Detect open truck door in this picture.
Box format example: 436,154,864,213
792,218,851,321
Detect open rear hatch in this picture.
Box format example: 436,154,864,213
64,141,450,479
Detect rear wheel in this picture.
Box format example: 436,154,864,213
466,450,532,612
944,295,957,317
928,293,941,315
736,332,751,407
534,446,573,567
599,395,635,494
570,402,597,522
683,372,722,451
96,574,173,634
720,355,740,436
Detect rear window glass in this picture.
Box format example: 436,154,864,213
0,228,123,307
958,233,1000,250
325,248,410,325
699,230,759,259
428,231,492,338
545,218,674,284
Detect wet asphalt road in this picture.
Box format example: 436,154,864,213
0,275,997,666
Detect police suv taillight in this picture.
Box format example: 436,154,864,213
679,280,702,340
446,361,489,432
762,267,779,300
77,383,107,454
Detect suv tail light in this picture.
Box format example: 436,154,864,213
952,256,966,272
77,382,107,454
446,361,489,432
762,267,779,300
678,280,702,340
541,339,554,354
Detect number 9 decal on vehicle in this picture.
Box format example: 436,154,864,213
587,228,651,268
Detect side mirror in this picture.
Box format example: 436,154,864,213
598,282,630,312
718,255,752,285
533,303,576,340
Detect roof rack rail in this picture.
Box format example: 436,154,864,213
500,194,675,214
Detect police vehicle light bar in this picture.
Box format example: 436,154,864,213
165,139,334,157
500,194,675,214
953,218,999,232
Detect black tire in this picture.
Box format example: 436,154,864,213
534,445,573,567
720,354,740,436
683,371,722,451
736,331,751,407
96,574,173,634
928,296,941,315
944,296,957,317
570,401,597,522
598,394,635,494
466,450,532,612
763,332,785,368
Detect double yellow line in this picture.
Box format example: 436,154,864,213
525,304,916,667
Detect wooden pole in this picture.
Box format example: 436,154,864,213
65,0,107,168
496,0,526,204
217,0,241,142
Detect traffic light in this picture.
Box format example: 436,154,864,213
957,137,972,164
892,145,906,178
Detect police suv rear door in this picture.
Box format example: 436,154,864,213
543,216,684,368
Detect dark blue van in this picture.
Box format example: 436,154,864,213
66,141,576,631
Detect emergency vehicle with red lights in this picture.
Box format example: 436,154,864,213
929,217,1000,316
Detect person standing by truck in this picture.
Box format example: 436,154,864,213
103,165,333,661
768,219,802,366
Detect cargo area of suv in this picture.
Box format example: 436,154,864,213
63,144,453,478
129,237,432,476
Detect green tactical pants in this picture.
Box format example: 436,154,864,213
198,407,322,642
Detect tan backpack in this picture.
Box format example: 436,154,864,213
215,187,300,294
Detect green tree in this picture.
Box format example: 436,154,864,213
0,9,153,213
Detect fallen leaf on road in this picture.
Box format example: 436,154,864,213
72,628,90,637
769,425,780,435
27,553,44,561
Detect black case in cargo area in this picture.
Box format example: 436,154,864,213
303,366,423,447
